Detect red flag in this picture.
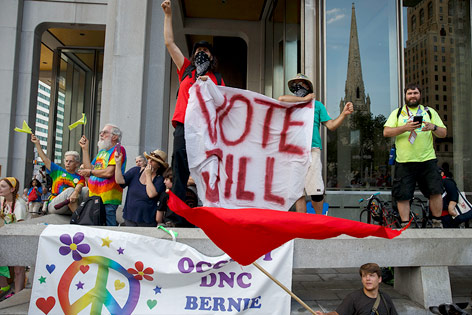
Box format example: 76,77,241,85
167,191,403,266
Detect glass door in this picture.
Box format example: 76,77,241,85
48,48,103,163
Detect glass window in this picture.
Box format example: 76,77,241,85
38,28,105,166
264,0,301,98
325,0,398,190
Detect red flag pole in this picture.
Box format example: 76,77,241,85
252,262,316,315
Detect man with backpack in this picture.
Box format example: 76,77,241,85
440,167,472,228
314,263,398,315
383,84,447,228
161,0,225,226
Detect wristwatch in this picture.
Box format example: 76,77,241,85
433,124,437,131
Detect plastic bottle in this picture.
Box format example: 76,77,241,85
388,146,396,165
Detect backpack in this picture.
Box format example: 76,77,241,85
456,190,472,215
396,104,432,120
70,196,106,226
28,188,39,202
176,65,222,98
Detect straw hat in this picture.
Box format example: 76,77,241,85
143,149,169,169
288,73,314,94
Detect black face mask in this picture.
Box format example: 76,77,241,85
194,51,211,77
293,84,310,97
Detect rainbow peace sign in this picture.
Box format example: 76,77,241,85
57,256,140,314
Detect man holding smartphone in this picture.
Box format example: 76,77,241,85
383,84,447,228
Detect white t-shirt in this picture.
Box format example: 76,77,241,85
0,196,27,225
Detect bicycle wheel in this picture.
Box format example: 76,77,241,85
359,209,372,224
409,212,421,228
369,198,384,225
385,212,401,228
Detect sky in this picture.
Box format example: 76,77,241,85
325,0,402,118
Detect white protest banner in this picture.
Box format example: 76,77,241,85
185,80,314,210
29,225,293,315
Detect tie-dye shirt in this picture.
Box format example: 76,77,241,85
88,144,126,205
47,163,85,200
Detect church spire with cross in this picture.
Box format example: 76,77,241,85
341,2,370,113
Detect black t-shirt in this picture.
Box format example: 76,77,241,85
336,289,398,315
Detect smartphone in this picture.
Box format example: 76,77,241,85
115,142,121,153
413,116,423,124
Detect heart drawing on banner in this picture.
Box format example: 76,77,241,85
36,296,55,314
45,264,55,274
114,279,125,291
147,299,157,309
79,265,89,274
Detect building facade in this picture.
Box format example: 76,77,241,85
1,0,471,193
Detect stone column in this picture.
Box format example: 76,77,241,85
0,0,24,179
395,266,452,308
101,0,155,163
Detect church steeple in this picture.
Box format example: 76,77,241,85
343,3,370,112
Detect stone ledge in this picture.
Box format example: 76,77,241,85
1,215,471,269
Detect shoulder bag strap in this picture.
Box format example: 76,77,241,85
371,293,381,315
380,293,390,315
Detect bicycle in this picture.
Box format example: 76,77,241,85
410,197,432,228
359,193,401,228
359,193,424,228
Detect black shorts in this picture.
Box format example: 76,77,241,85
392,159,443,201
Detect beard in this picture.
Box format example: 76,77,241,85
406,98,419,107
98,138,112,151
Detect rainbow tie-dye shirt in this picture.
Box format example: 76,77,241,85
48,163,85,200
88,144,126,205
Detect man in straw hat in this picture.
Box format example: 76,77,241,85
161,0,225,222
114,149,167,227
279,74,353,213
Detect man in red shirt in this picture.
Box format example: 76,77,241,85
161,0,224,226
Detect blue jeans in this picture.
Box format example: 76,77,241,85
104,204,118,226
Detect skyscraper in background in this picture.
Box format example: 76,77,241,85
34,81,65,167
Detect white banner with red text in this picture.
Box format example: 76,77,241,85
185,80,314,210
29,225,293,315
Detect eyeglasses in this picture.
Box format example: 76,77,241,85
99,130,111,136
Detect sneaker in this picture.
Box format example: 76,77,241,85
431,219,443,228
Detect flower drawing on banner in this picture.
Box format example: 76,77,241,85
59,232,91,261
127,261,154,281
